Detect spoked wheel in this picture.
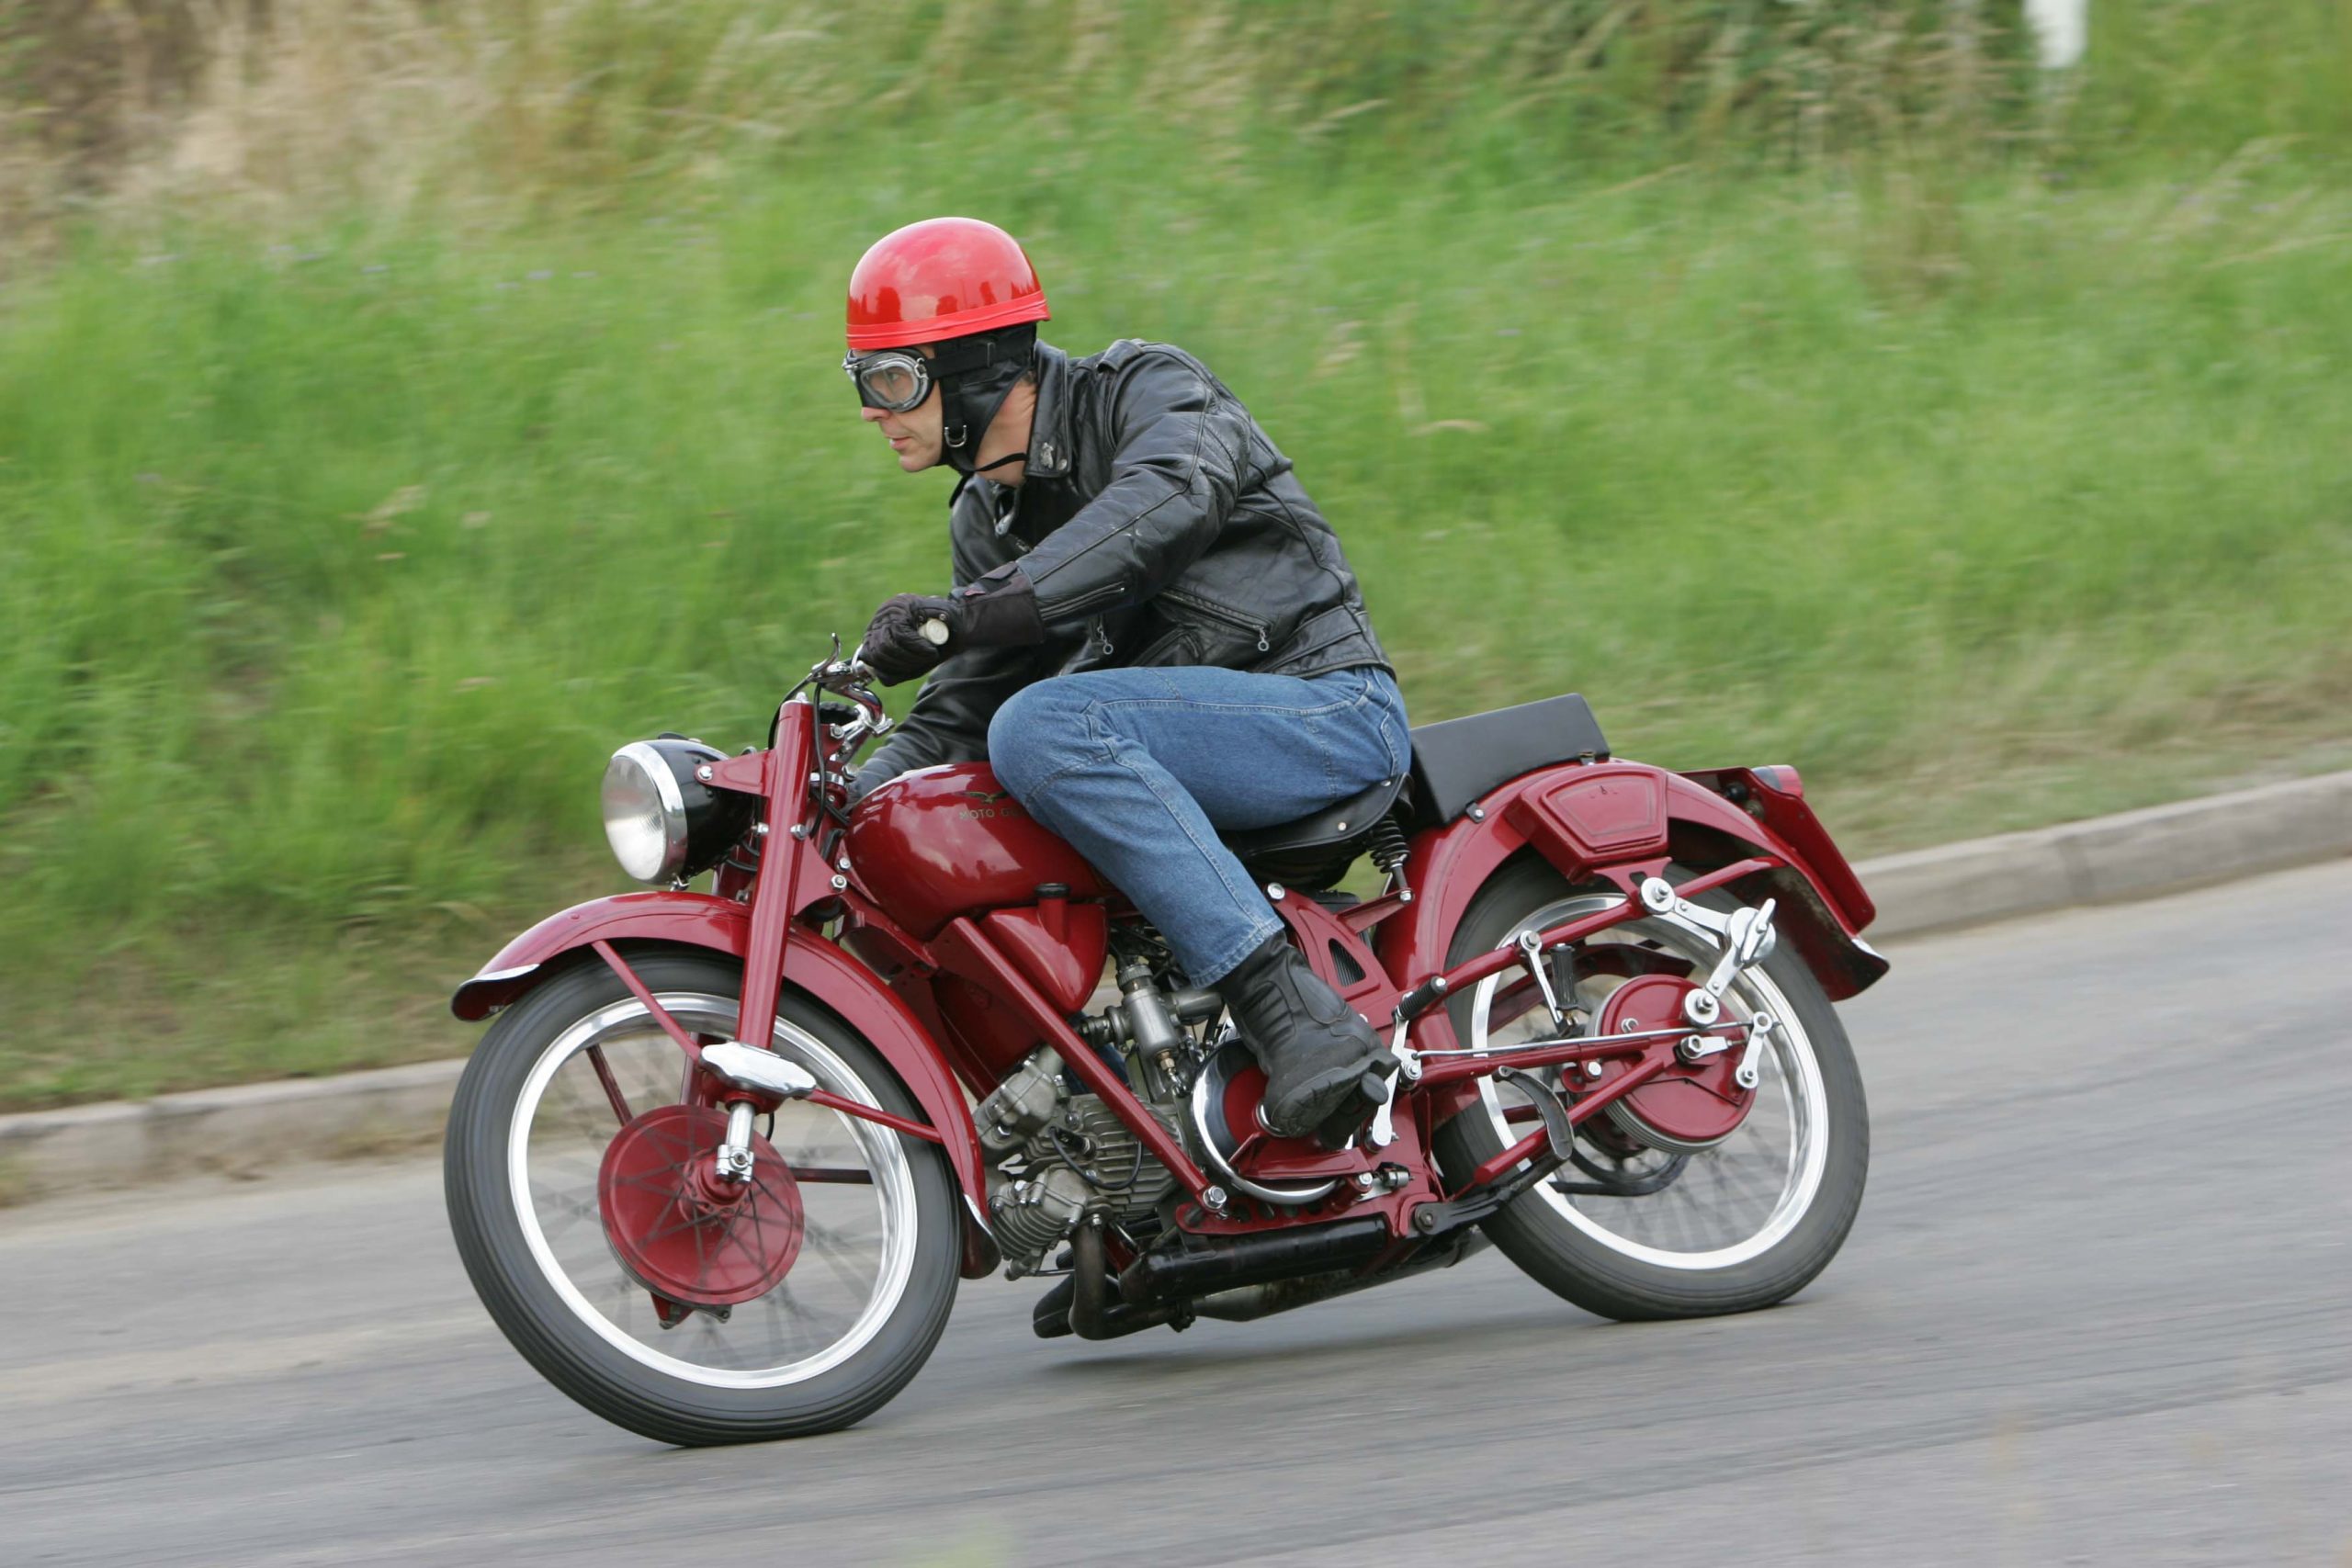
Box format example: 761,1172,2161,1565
1432,857,1869,1320
444,952,959,1444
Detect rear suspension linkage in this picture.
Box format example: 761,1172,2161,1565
1375,871,1789,1227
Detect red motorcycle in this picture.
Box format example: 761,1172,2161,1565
444,640,1887,1445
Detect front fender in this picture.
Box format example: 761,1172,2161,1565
451,891,752,1021
451,892,998,1279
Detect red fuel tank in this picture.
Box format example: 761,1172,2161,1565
844,762,1112,938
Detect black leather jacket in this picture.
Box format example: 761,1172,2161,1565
854,339,1393,794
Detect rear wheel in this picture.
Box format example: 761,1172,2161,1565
443,951,960,1444
1431,857,1869,1320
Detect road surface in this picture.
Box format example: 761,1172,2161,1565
5,861,2348,1565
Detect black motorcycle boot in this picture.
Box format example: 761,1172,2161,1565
1215,931,1392,1144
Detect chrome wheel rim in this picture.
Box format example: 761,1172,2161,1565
506,991,919,1389
1467,896,1829,1270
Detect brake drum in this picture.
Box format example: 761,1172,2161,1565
1589,973,1757,1156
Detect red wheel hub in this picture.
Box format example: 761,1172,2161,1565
597,1104,805,1308
1592,973,1755,1149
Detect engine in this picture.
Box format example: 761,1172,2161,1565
975,962,1222,1276
989,1094,1182,1274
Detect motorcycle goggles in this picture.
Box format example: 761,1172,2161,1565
843,329,1028,415
843,348,933,413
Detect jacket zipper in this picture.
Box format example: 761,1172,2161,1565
1161,588,1272,652
1047,580,1125,622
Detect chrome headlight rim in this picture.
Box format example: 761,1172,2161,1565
602,737,762,886
605,740,692,884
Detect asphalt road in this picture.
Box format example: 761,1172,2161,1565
6,862,2350,1567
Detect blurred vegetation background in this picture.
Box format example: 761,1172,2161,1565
1,0,2347,1107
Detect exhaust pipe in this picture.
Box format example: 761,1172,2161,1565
1067,1221,1186,1341
1047,1222,1492,1339
1119,1216,1389,1306
1186,1232,1488,1323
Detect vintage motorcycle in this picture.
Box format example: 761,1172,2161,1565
444,640,1888,1445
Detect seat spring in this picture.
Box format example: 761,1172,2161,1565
1368,811,1409,880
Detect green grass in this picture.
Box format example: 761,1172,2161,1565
1,2,2348,1110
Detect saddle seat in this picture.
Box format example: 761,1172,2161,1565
1218,692,1610,888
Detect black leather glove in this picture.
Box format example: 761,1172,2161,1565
860,592,957,685
859,569,1046,686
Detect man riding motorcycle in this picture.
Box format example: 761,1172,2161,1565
843,216,1408,1146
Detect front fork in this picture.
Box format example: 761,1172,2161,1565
715,1104,758,1184
702,1041,819,1183
591,936,821,1184
585,694,944,1188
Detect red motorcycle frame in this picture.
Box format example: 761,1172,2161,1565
453,678,1886,1292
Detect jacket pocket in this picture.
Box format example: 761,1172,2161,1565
1159,587,1273,657
1127,624,1203,668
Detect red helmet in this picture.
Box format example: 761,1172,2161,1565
845,217,1049,352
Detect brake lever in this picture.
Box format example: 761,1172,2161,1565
817,641,881,693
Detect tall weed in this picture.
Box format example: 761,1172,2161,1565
7,0,2344,241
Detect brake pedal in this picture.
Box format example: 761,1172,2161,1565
1494,1066,1575,1160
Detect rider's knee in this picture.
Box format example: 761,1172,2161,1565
987,680,1085,797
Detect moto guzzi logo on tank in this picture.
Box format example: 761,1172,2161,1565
957,788,1021,819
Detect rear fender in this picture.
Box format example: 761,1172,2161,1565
452,892,998,1279
1665,768,1888,1004
1376,763,1887,1052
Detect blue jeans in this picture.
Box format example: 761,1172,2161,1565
987,665,1411,985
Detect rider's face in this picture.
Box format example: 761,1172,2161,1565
860,344,944,473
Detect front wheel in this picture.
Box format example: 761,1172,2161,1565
443,950,960,1444
1432,857,1870,1320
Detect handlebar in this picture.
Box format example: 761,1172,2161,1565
820,647,878,690
802,616,945,761
808,640,894,759
820,616,945,692
816,639,873,688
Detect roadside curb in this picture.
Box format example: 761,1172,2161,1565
1858,768,2352,938
6,770,2348,1208
1,1060,464,1207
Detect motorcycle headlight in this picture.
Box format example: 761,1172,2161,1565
600,738,759,885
